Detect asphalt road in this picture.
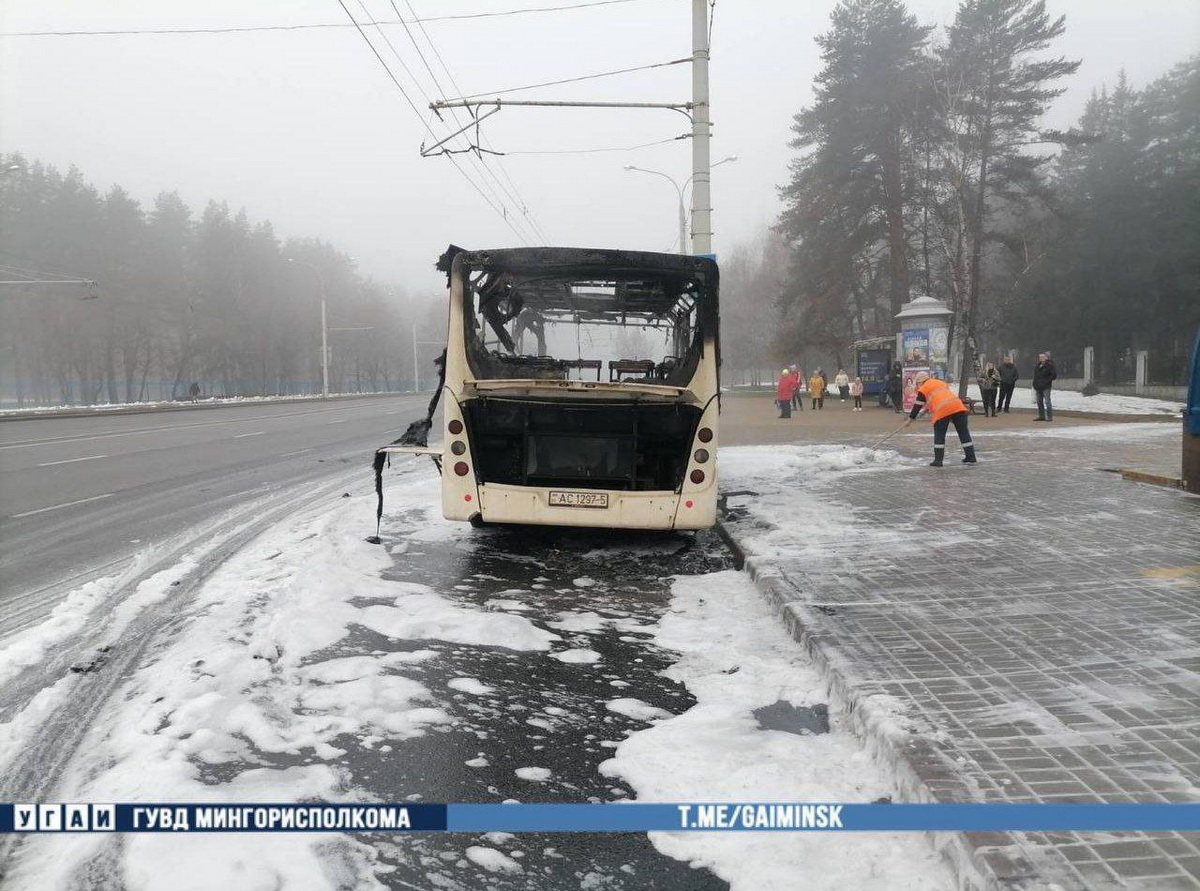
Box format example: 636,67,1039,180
0,395,430,636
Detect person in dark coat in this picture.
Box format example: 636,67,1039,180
1033,352,1057,421
886,363,904,413
997,356,1018,413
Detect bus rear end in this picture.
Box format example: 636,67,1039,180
438,247,719,531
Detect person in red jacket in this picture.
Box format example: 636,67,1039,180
787,365,803,412
776,369,798,419
903,372,977,466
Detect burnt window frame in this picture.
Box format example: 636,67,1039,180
452,248,719,387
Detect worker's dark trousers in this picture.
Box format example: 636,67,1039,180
997,383,1015,411
932,411,975,463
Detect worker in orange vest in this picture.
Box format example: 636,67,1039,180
903,372,977,466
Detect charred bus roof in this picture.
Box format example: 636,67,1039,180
441,246,718,281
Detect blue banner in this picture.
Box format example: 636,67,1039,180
3,803,1200,833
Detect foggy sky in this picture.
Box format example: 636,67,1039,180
2,0,1197,298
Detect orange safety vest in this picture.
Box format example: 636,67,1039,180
916,378,967,422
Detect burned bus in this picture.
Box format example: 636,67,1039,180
382,246,720,530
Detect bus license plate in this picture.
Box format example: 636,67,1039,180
549,491,609,509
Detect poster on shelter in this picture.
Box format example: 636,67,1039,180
902,328,930,365
903,366,929,412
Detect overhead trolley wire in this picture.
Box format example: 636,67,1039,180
336,0,534,246
451,58,690,101
381,0,545,242
2,0,652,37
350,0,541,246
398,0,552,244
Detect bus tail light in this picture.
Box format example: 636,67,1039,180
697,427,713,443
693,448,709,464
448,419,464,435
454,462,470,477
690,469,705,485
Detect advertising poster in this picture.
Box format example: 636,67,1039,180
856,349,892,394
902,328,930,366
902,366,929,413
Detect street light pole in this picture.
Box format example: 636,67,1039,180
624,156,737,254
320,297,329,398
287,258,329,398
692,0,712,254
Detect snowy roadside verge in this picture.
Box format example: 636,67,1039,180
600,569,953,890
961,383,1182,416
713,445,997,891
0,390,407,420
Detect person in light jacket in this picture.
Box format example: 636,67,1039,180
1033,352,1057,421
850,376,864,411
834,369,850,402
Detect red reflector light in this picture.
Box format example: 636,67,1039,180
464,494,473,502
690,469,705,485
693,448,709,464
448,419,464,435
454,462,470,477
685,500,694,508
697,427,713,443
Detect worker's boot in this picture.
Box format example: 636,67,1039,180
929,453,944,467
962,446,978,464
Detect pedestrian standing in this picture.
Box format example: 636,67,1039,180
776,369,797,419
834,369,850,402
904,372,977,466
886,363,903,413
978,362,1001,417
997,355,1018,413
809,370,826,410
788,365,803,411
851,377,864,411
1033,352,1057,422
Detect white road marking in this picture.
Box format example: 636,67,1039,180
281,448,314,457
327,419,347,425
37,454,108,467
11,493,114,519
234,431,265,438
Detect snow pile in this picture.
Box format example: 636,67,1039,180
601,571,952,890
992,421,1177,441
962,383,1182,416
4,475,557,890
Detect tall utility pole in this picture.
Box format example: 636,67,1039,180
691,0,712,255
427,4,714,255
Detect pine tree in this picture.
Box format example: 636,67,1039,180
933,0,1079,393
779,0,931,341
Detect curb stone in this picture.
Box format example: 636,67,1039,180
716,519,1080,891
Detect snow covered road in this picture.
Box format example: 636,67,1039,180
0,460,952,890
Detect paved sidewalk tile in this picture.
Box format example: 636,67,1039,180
727,429,1200,890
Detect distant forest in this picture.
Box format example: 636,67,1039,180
0,159,430,406
722,0,1198,389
